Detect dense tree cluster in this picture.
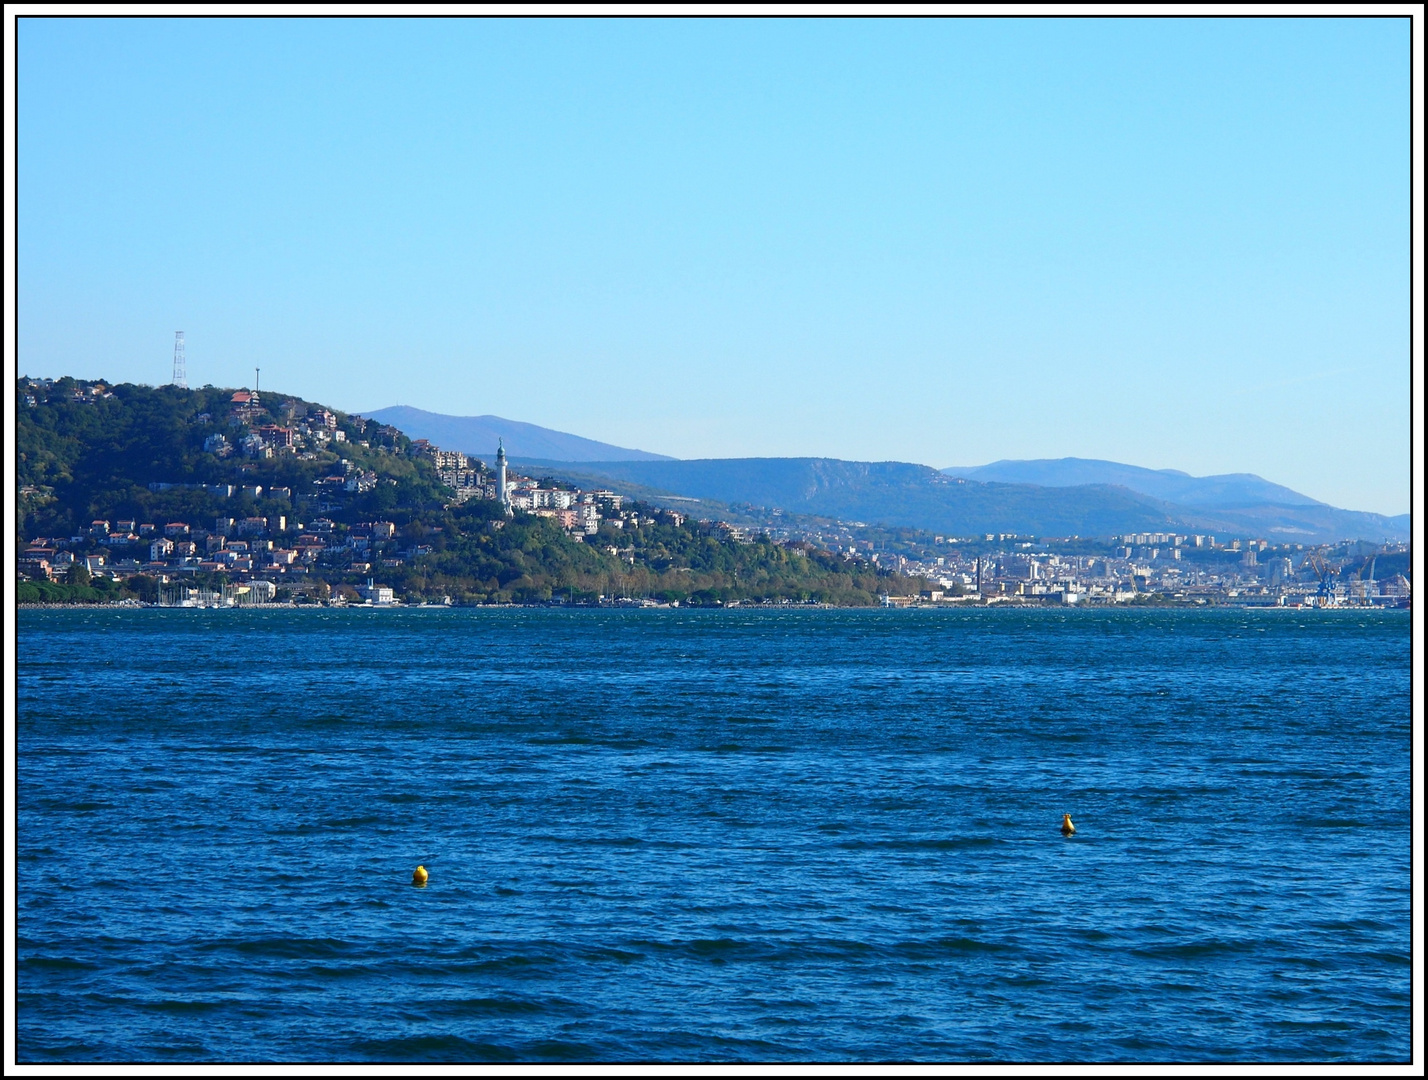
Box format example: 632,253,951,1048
383,499,907,605
17,378,447,539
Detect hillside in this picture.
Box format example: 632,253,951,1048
16,378,922,606
17,379,450,540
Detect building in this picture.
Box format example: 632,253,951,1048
255,425,294,449
576,504,601,533
344,470,377,493
248,580,278,603
359,578,395,604
19,556,54,581
426,447,467,471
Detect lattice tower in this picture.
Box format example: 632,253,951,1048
172,331,187,388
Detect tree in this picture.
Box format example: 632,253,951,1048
66,563,91,587
125,574,160,603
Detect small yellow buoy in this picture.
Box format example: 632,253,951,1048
1061,813,1076,836
412,865,428,885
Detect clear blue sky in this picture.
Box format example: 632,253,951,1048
18,17,1410,514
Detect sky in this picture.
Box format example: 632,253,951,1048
16,17,1412,514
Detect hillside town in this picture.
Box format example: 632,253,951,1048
15,377,1412,609
18,394,659,605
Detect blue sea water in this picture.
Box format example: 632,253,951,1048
15,607,1413,1063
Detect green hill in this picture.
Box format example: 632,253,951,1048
16,378,923,606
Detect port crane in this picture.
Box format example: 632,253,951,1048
1350,555,1377,605
1301,548,1338,606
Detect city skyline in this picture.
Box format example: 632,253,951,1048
17,17,1412,515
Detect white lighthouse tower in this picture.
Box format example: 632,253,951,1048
496,439,513,517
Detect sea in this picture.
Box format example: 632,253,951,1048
14,607,1413,1064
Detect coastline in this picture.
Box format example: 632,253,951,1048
15,600,1409,612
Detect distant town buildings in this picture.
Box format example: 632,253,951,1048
15,377,1411,610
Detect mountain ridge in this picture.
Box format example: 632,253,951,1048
361,407,1405,542
362,406,672,463
942,457,1326,510
512,456,1408,544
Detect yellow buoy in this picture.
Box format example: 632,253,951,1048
412,865,428,885
1061,813,1076,836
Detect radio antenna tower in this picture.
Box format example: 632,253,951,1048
172,331,187,389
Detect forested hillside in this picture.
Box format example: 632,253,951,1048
16,378,923,606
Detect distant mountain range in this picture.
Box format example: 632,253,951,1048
512,457,1408,544
363,406,672,463
368,407,1407,543
939,458,1408,541
517,457,1192,537
943,458,1323,509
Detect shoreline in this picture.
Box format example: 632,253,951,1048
16,600,1409,612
